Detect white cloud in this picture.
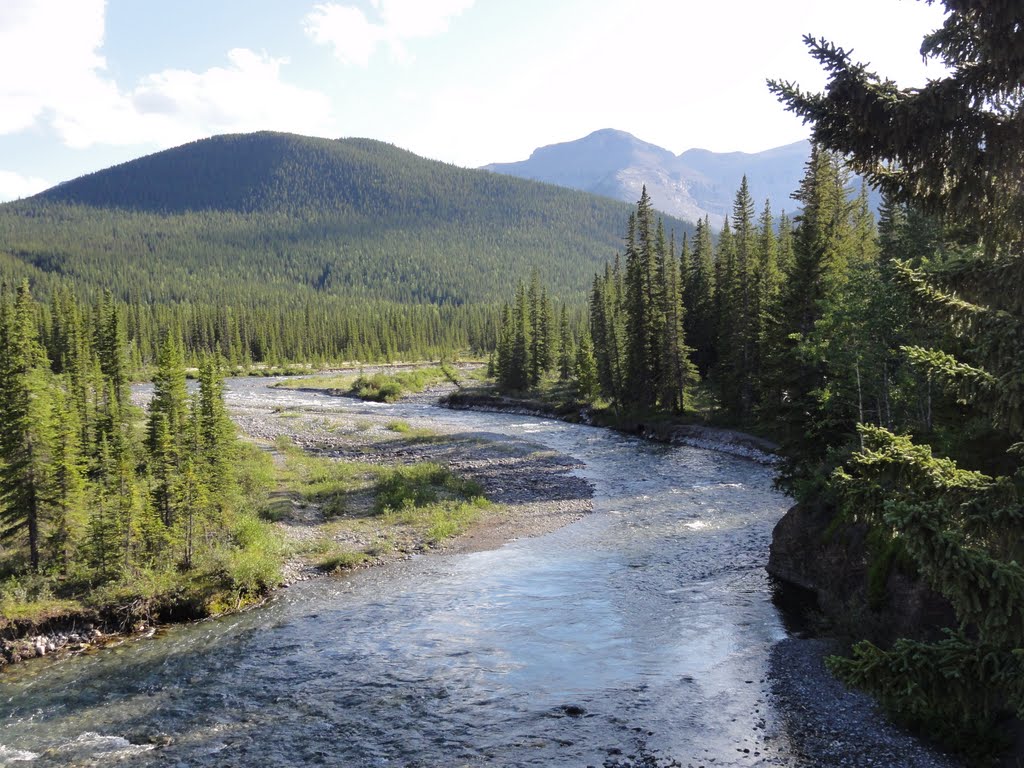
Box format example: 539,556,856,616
0,0,107,135
304,5,388,67
0,170,50,203
0,1,335,150
55,48,335,149
304,0,473,66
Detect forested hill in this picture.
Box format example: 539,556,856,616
1,131,694,304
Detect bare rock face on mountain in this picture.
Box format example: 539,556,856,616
484,128,815,226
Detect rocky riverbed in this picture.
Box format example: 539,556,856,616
233,380,594,584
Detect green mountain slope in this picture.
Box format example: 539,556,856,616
0,132,694,305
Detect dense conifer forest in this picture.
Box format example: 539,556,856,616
0,136,689,299
0,281,277,621
0,133,691,366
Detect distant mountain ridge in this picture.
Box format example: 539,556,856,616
1,131,695,306
484,129,812,226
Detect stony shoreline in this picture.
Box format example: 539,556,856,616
441,388,780,464
768,637,961,767
232,380,593,582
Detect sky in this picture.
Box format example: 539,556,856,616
0,0,950,202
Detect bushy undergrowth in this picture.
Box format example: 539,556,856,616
349,367,446,403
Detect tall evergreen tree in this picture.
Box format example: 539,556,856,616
623,189,663,407
686,216,716,376
557,304,574,381
574,332,599,402
766,145,857,493
45,383,88,572
0,282,54,571
659,232,698,412
771,3,1024,752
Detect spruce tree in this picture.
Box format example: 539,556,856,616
772,2,1024,752
0,282,54,571
196,354,236,511
557,305,573,381
590,259,627,407
574,332,599,402
45,383,88,572
765,146,857,494
686,216,716,376
712,216,737,412
658,232,698,413
722,178,758,417
147,334,189,528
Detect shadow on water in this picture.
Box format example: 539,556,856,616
769,576,823,638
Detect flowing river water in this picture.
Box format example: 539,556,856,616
0,378,814,766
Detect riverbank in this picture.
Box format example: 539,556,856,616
768,637,960,767
442,387,779,464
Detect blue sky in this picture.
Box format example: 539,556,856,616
0,0,948,202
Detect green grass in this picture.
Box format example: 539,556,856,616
374,463,489,543
0,574,83,624
263,439,492,582
385,420,436,438
272,436,374,518
274,373,357,390
384,498,489,543
317,550,371,573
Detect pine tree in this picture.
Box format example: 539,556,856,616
765,146,857,494
528,280,553,387
146,333,189,528
0,282,54,571
712,215,738,411
658,231,698,412
772,3,1024,752
752,200,781,412
720,178,758,417
44,383,88,572
94,290,128,414
495,303,514,386
509,283,531,390
557,305,573,381
623,190,662,407
686,216,716,376
574,332,599,402
590,259,627,406
195,353,236,510
86,437,120,582
776,211,795,278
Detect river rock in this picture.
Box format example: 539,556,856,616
767,502,954,644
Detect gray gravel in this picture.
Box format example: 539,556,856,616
767,637,963,767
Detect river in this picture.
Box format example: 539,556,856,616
0,378,829,766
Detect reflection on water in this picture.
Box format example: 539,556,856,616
0,379,793,766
